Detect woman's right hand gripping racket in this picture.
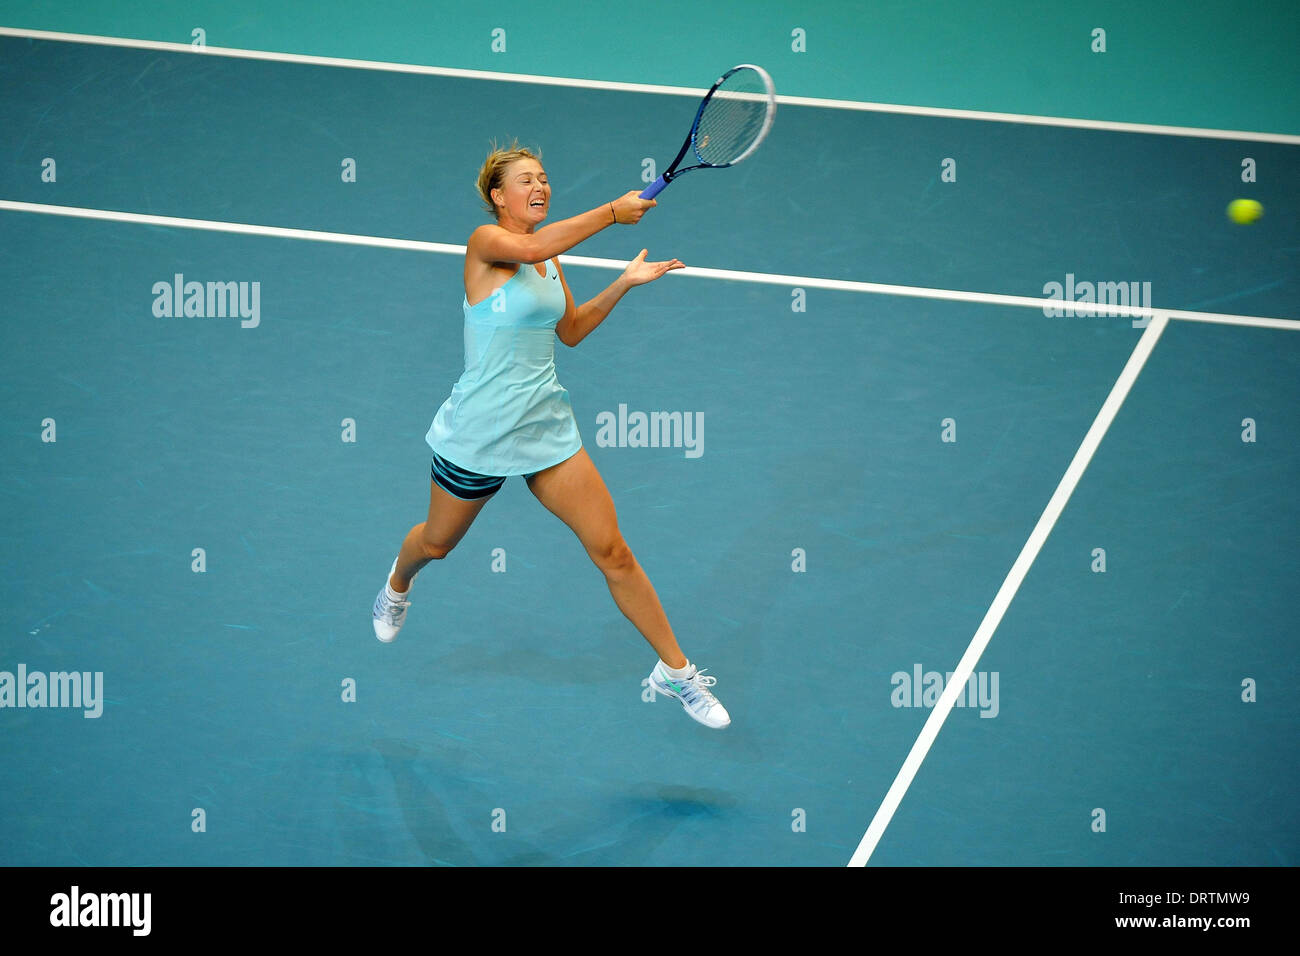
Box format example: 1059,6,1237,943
640,64,777,199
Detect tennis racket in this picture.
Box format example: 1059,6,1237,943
639,64,776,199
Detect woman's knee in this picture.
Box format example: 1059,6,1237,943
419,534,455,560
593,536,635,575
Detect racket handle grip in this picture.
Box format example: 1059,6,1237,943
639,176,667,200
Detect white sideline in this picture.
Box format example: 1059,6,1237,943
848,312,1173,866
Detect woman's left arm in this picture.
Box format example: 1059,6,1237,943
555,250,685,347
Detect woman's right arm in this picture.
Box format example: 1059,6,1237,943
470,191,655,264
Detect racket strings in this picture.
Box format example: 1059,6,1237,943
695,74,771,166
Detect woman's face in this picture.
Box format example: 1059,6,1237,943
494,158,550,226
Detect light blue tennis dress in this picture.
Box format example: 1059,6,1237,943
426,257,583,476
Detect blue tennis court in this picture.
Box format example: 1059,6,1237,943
1,12,1297,869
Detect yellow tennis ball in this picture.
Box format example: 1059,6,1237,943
1227,198,1263,224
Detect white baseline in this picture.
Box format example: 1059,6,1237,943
0,27,1297,144
2,200,1297,330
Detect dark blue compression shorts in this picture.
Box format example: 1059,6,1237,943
431,451,540,500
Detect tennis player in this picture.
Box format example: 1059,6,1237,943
372,142,730,730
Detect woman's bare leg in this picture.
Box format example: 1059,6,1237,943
390,478,495,591
525,448,687,668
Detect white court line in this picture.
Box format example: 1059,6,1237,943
2,26,1298,144
0,27,705,99
4,199,1299,330
0,199,463,254
847,311,1172,867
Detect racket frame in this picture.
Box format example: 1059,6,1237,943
640,63,775,199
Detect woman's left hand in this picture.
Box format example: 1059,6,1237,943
621,249,685,287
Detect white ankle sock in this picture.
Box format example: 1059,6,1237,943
661,659,692,679
386,579,409,602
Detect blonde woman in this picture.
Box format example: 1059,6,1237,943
372,143,730,729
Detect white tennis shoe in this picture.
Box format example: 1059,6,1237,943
372,559,411,643
647,661,731,729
